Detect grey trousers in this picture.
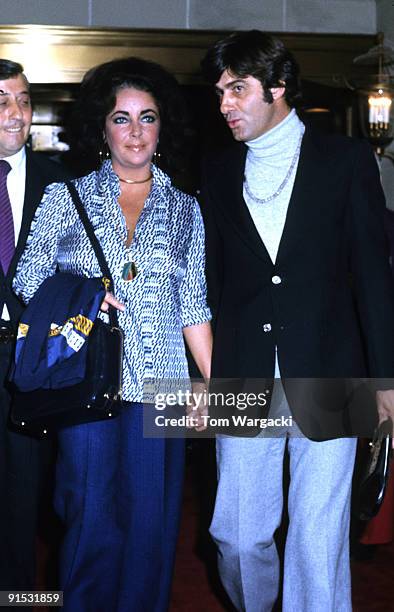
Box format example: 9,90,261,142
209,384,357,612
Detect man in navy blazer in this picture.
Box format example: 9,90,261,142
0,59,70,597
199,31,394,611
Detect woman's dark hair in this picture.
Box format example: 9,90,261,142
69,56,190,175
0,59,25,82
201,30,301,107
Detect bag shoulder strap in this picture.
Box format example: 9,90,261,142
65,180,119,327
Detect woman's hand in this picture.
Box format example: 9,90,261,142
100,292,125,312
183,322,212,432
186,380,209,432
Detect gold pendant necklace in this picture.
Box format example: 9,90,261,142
117,172,150,281
117,172,152,185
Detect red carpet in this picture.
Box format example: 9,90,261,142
170,445,394,612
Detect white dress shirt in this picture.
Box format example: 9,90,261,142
1,147,26,320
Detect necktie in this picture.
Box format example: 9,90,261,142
0,160,15,275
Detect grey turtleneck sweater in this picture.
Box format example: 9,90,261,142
243,109,305,378
243,108,305,263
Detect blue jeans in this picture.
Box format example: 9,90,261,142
54,402,185,612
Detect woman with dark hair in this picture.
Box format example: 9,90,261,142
13,57,212,612
69,56,191,176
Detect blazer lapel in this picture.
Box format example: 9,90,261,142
210,144,272,263
275,126,324,265
8,150,44,279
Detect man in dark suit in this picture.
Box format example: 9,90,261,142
199,31,394,611
0,59,70,596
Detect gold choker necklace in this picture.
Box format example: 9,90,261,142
117,172,153,185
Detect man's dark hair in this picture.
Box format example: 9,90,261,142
69,56,190,175
0,59,25,82
201,30,301,107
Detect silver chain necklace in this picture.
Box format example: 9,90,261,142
244,133,303,204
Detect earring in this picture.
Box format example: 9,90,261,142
99,143,110,164
153,150,162,167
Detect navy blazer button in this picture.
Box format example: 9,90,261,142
263,323,272,332
272,275,282,284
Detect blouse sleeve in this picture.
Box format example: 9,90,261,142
13,181,68,303
179,198,212,327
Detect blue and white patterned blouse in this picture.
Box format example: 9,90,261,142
13,160,211,402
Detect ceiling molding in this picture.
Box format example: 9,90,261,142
0,25,377,86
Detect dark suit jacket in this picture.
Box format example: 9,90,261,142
0,148,71,595
201,127,394,438
0,148,70,329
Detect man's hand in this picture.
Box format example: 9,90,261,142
100,292,125,313
376,389,394,448
186,381,209,432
